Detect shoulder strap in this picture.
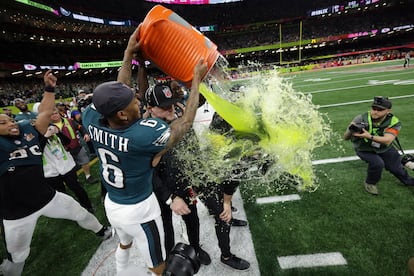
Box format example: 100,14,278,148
394,137,405,155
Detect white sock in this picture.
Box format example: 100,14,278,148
115,245,130,273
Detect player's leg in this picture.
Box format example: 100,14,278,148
114,228,134,273
182,203,211,265
104,194,166,275
382,147,414,185
1,212,40,275
41,192,103,233
45,175,66,193
62,168,94,212
134,216,166,275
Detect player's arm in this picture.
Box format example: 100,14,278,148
353,127,398,146
117,26,142,87
151,59,208,167
35,70,57,135
135,52,149,101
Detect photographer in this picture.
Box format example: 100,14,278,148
344,96,414,195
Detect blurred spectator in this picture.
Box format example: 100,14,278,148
56,102,71,118
40,125,96,214
14,98,37,122
403,52,410,68
2,108,15,119
50,108,98,184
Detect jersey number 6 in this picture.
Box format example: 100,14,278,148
97,147,125,188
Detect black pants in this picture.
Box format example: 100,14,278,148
45,168,93,210
157,196,201,254
195,180,239,258
356,147,414,185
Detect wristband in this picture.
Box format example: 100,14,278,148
44,86,55,93
371,135,374,140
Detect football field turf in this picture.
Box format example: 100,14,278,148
244,59,414,275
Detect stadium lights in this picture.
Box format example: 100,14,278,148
11,71,23,75
35,71,42,75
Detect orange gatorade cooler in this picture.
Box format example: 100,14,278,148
137,5,220,87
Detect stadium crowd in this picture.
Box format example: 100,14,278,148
0,48,410,109
1,0,413,67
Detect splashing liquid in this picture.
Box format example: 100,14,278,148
178,56,332,192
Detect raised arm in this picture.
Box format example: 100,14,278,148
135,52,149,101
152,59,208,166
117,26,142,86
35,70,57,135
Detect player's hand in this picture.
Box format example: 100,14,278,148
170,196,191,216
193,59,208,82
219,202,232,223
352,128,369,139
83,134,91,142
44,70,57,88
126,24,142,56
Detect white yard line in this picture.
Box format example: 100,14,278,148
312,149,414,165
319,94,414,108
278,252,347,269
256,194,301,204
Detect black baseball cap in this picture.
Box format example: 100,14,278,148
92,81,135,117
145,84,178,107
372,96,392,110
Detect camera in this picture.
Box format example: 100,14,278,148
163,243,200,276
401,154,414,170
348,122,367,134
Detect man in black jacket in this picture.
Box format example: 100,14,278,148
145,83,212,266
